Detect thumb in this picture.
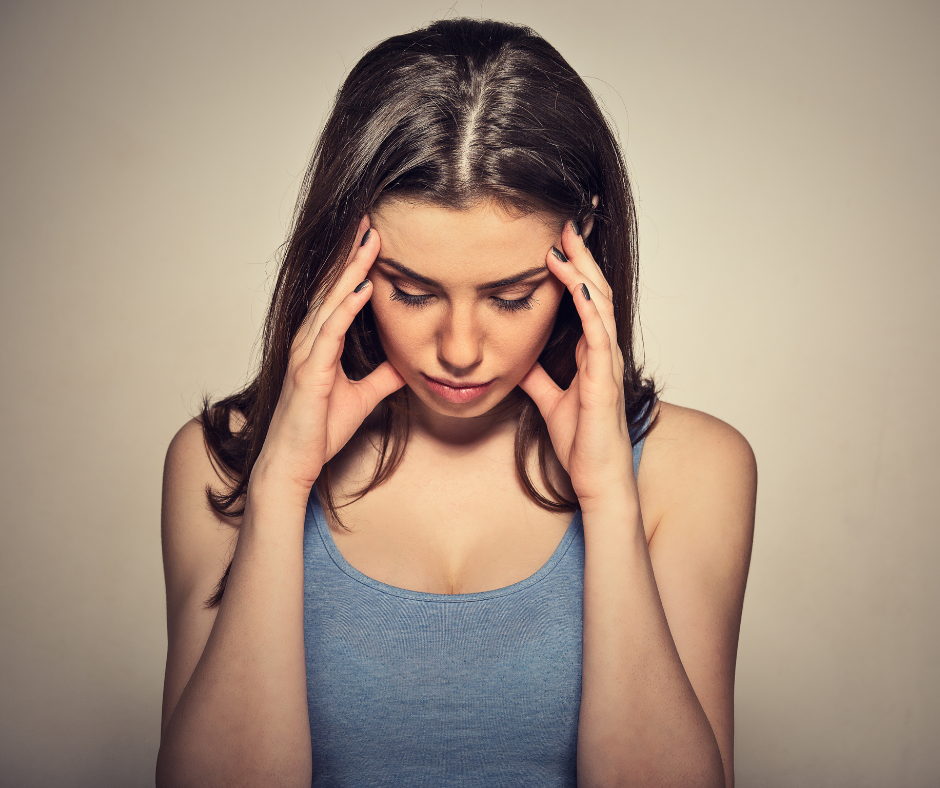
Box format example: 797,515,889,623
518,362,561,416
356,360,407,411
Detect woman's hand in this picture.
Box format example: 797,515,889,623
253,217,406,496
518,221,634,512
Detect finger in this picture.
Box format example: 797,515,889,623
348,215,373,263
558,223,618,339
303,216,371,312
307,278,375,374
353,360,407,413
317,220,379,316
337,219,380,296
546,246,618,351
294,221,379,360
560,220,612,300
570,281,620,395
518,361,564,416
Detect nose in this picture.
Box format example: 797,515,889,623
437,304,483,375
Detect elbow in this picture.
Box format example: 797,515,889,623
155,736,312,788
154,742,179,788
578,746,727,788
155,739,200,788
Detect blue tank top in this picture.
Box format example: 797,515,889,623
303,419,651,786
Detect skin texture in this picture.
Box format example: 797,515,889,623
158,200,756,787
367,198,568,439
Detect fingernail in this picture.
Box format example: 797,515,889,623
551,246,568,263
360,228,372,246
354,279,370,293
581,283,590,300
571,219,582,237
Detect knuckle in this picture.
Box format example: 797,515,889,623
293,355,334,393
315,312,341,341
285,352,302,379
291,359,316,389
290,319,311,346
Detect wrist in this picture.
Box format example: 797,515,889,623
247,459,320,510
578,485,640,523
578,469,643,529
573,462,638,517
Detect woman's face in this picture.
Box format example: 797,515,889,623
367,198,567,422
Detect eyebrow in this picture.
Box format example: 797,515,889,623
376,257,548,291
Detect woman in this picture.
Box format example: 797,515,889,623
156,18,756,788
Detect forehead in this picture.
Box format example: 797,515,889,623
369,199,561,282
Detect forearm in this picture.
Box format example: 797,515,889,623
157,474,313,788
577,497,726,788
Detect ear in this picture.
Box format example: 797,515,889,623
581,194,600,239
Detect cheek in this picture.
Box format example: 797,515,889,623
492,301,564,367
527,287,566,349
371,300,424,363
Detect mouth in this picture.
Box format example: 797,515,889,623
421,373,495,404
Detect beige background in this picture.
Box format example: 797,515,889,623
1,0,937,785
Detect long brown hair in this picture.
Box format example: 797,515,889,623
201,18,657,606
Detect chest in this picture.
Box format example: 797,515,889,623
302,497,584,786
325,476,575,596
323,433,577,595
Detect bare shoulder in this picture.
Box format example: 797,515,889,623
162,416,242,612
638,402,756,788
638,400,757,543
160,415,243,733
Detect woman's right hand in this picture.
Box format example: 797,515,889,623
157,227,398,786
252,217,405,495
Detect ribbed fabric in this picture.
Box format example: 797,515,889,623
303,416,651,787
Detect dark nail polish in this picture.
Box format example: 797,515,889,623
581,283,590,301
360,228,372,246
551,246,568,263
354,279,370,293
572,219,582,237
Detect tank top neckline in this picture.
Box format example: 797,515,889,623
307,490,583,604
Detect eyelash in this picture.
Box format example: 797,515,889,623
389,286,536,313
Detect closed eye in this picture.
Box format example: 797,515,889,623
389,285,537,313
388,286,433,308
492,293,536,312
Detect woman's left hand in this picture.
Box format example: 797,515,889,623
518,221,636,512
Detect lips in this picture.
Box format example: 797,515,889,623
421,374,495,404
